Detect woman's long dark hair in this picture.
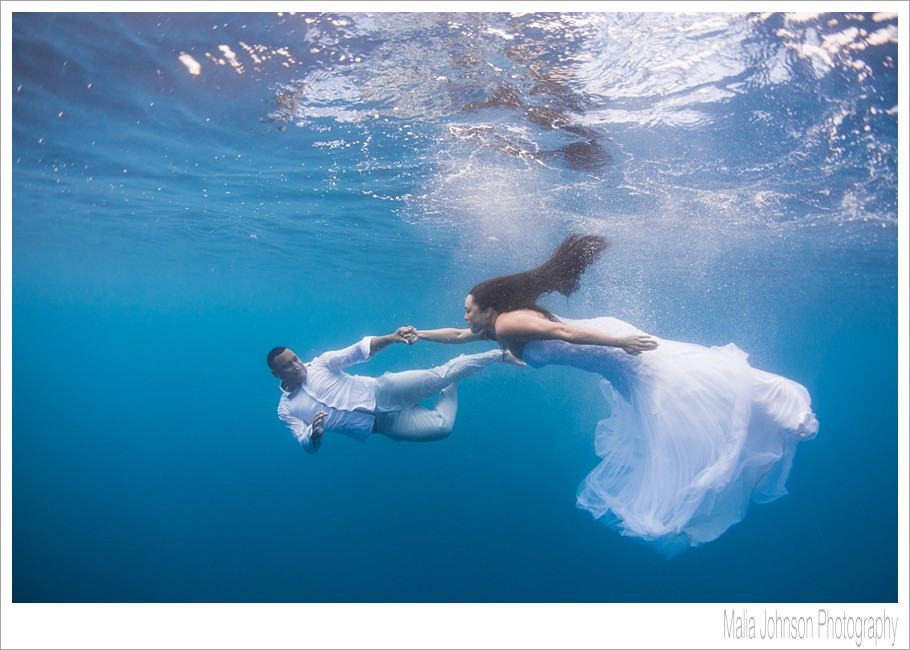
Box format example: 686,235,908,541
469,234,608,318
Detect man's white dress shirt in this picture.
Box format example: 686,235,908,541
277,336,378,453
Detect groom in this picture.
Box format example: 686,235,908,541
267,327,504,452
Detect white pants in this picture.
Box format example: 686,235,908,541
371,349,502,441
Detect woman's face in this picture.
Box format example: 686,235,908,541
464,294,493,333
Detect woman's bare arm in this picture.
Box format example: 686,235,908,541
495,312,659,355
414,327,484,344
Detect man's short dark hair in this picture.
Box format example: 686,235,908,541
266,346,288,367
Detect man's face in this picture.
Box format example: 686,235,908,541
269,348,307,387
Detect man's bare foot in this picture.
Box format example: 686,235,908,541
502,350,526,366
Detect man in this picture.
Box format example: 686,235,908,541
267,326,504,453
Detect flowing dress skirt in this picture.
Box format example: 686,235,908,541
522,316,818,556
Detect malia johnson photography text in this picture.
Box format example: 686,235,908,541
724,609,899,647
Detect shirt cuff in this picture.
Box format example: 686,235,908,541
360,336,374,359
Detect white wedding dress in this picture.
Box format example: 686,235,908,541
522,316,819,557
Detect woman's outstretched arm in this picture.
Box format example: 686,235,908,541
495,312,659,355
413,327,484,344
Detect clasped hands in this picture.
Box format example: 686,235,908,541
393,325,420,344
391,325,525,366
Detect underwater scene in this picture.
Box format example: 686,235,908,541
6,7,905,649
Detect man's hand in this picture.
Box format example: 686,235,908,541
370,327,417,355
311,411,327,444
502,350,526,366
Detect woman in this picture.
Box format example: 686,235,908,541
415,234,819,556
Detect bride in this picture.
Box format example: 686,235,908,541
413,234,818,556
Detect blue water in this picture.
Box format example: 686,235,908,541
9,10,900,608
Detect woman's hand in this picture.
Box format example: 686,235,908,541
620,334,659,355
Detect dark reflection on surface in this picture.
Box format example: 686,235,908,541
264,12,614,172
